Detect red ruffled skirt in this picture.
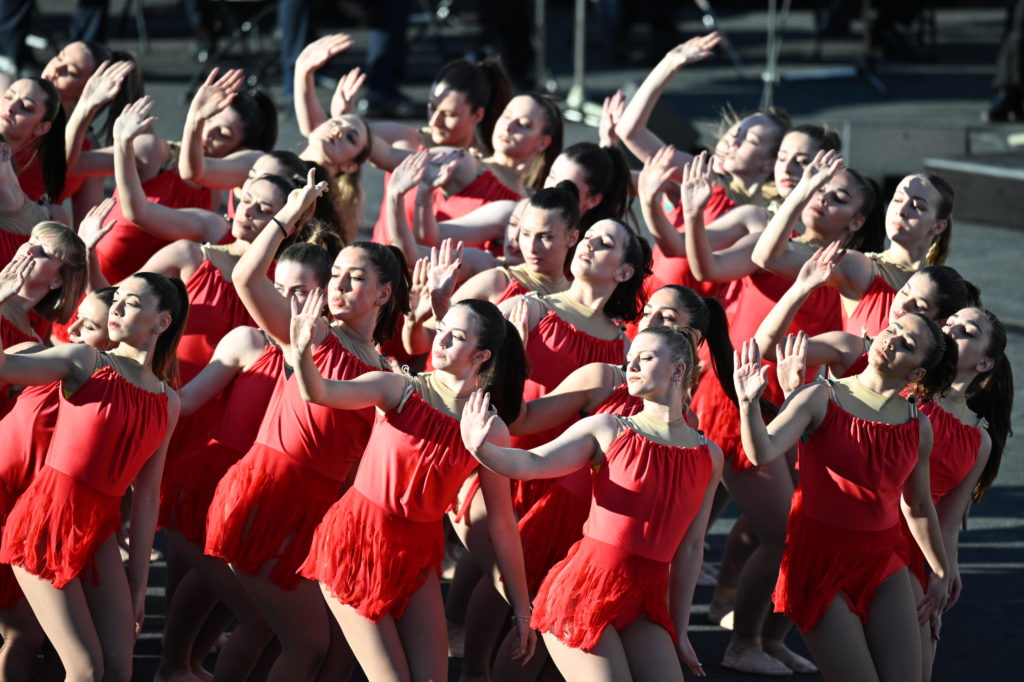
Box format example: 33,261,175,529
0,467,121,589
205,443,343,590
532,536,674,651
159,437,245,546
773,508,906,631
519,482,591,594
300,488,444,622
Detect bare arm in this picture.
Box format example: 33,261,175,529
434,200,515,248
65,60,136,170
670,441,723,675
509,362,618,436
178,326,267,415
128,388,180,636
179,67,245,184
293,34,354,136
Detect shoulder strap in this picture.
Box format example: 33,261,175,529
816,375,838,402
908,394,919,419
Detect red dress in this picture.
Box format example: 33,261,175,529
205,332,376,590
0,227,30,267
0,316,42,412
842,254,916,338
0,364,168,588
774,385,920,631
532,418,713,650
300,377,479,621
159,341,284,546
902,401,982,588
0,381,60,607
14,142,90,203
94,170,213,284
371,170,521,247
511,302,624,514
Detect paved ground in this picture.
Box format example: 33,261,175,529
23,2,1024,680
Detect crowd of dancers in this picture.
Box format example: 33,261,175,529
0,28,1013,682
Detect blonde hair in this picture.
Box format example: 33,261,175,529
31,221,87,323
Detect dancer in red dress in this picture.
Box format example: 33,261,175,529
0,287,115,680
155,237,337,682
293,296,534,682
903,307,1012,680
755,171,955,338
461,326,722,680
203,173,409,681
734,311,958,682
0,269,186,681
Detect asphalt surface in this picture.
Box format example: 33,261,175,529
22,2,1024,680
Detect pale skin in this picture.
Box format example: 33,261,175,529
734,329,951,682
460,331,723,680
290,296,536,681
753,173,950,318
0,271,181,682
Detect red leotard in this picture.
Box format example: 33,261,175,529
902,401,982,588
842,254,916,338
0,363,168,587
532,418,713,650
371,170,521,246
774,383,920,631
0,228,29,267
300,377,478,621
0,316,42,412
14,140,92,203
160,341,284,546
94,170,213,284
205,331,377,589
0,381,59,607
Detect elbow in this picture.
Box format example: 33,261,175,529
750,247,770,270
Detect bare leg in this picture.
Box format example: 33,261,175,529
395,572,449,682
444,552,483,659
909,576,932,682
863,569,922,682
801,593,879,682
234,572,330,682
543,628,631,682
324,585,411,682
158,568,217,681
709,513,758,627
0,597,46,680
313,615,356,682
461,579,509,679
80,536,135,682
619,617,685,682
721,456,794,675
491,628,549,682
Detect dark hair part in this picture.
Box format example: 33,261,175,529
91,286,117,307
455,298,527,423
789,123,841,153
842,169,885,253
93,51,144,145
660,285,736,404
229,89,278,152
916,266,982,321
601,220,653,323
559,142,634,228
347,242,410,344
522,94,563,193
130,272,189,386
636,325,702,395
919,173,954,266
265,150,307,180
26,77,67,201
436,56,513,156
966,309,1012,502
528,180,581,233
905,312,958,401
278,227,343,288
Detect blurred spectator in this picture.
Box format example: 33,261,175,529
988,0,1024,121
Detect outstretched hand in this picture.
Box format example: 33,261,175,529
191,67,245,120
795,240,845,291
296,33,354,78
798,149,844,195
460,389,498,455
776,331,808,397
79,59,136,111
113,96,157,143
0,255,33,304
282,168,330,230
638,145,678,203
389,151,429,196
662,32,721,70
679,150,715,215
78,197,118,251
290,286,324,356
427,238,463,302
330,67,366,118
733,339,769,403
407,256,434,323
599,90,625,148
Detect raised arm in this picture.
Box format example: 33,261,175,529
401,257,434,357
293,34,354,136
384,151,430,263
671,441,723,677
289,288,404,410
509,362,619,436
433,200,515,248
461,390,620,479
77,197,117,292
233,168,327,348
735,340,827,466
65,59,135,171
615,33,720,165
901,416,950,624
179,67,254,188
638,145,686,256
128,388,180,637
114,98,223,242
682,153,758,282
178,326,267,415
